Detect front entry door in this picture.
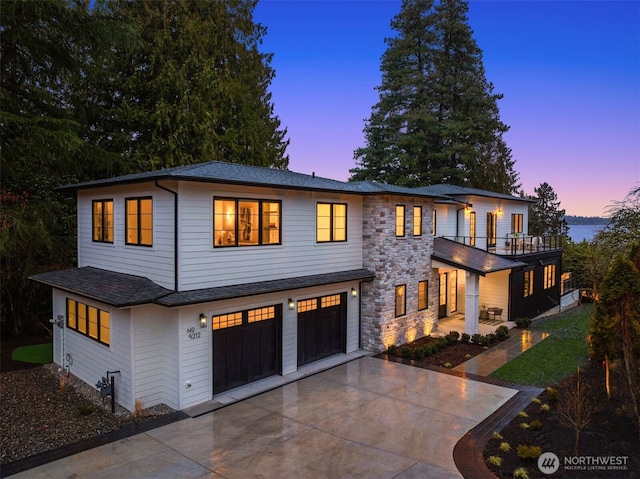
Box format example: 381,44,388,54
439,273,448,319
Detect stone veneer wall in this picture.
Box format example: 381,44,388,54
361,195,438,352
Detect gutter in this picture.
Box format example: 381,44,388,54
154,180,179,292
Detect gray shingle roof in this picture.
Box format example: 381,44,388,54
30,266,375,308
432,238,526,276
415,184,533,203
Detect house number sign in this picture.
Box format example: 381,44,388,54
187,326,201,340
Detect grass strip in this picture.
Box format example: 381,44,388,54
489,305,592,387
11,343,53,364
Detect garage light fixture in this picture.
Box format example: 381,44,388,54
288,298,295,310
351,288,358,298
199,313,207,328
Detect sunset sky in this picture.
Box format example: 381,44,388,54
254,0,639,217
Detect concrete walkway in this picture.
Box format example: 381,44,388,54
453,329,550,377
11,356,518,479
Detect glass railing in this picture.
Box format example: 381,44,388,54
442,235,563,255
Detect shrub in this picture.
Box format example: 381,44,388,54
529,419,542,430
471,333,483,345
512,467,530,479
388,344,398,355
515,318,532,329
499,442,511,453
464,353,472,360
486,455,503,467
400,346,412,359
492,431,503,440
518,411,529,418
413,347,426,360
443,362,453,368
460,332,470,343
435,338,448,350
520,422,530,429
540,403,551,413
495,325,510,340
487,333,497,343
424,344,437,356
77,405,94,415
445,330,460,344
516,445,542,460
546,387,560,401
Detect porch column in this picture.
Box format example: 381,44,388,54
465,272,480,335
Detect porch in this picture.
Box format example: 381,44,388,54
436,313,515,337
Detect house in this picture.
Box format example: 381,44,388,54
31,161,562,412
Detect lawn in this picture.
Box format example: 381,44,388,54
489,305,592,387
11,343,53,365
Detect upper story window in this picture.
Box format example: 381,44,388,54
92,199,114,243
395,284,406,317
413,206,422,236
214,198,281,247
395,205,405,237
418,280,428,310
544,264,557,289
524,270,534,297
431,210,437,236
125,197,152,246
469,211,476,247
487,212,497,248
317,202,347,242
512,213,524,234
67,298,110,346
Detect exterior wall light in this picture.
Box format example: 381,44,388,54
351,287,358,298
199,313,207,328
288,298,295,310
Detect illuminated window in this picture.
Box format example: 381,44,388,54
469,212,476,247
212,305,280,329
396,205,405,237
320,294,341,308
66,298,110,346
418,280,428,311
395,285,406,317
512,214,524,234
413,206,422,236
317,202,347,242
92,200,113,243
126,197,153,246
431,210,437,236
297,299,317,313
524,270,534,297
214,198,281,247
544,264,557,289
212,312,243,330
487,212,497,248
248,306,275,323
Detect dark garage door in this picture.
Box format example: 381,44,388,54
297,293,346,366
212,305,281,394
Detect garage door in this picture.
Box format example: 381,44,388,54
212,305,281,394
297,293,346,366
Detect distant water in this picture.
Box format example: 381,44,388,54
568,224,604,243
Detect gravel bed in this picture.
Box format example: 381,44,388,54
1,364,174,465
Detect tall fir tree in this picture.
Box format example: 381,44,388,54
528,182,569,237
110,0,289,171
350,0,518,193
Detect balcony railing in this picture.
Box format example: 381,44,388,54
442,235,563,256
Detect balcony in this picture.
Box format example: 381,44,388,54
441,235,563,256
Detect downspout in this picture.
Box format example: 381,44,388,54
154,181,179,291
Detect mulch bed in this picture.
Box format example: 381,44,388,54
483,358,639,478
387,334,497,368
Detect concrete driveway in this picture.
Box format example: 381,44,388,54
14,356,517,479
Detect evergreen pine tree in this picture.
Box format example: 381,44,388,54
350,0,518,193
528,182,569,237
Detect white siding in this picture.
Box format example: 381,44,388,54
50,290,134,410
479,270,511,320
77,183,176,289
177,183,364,290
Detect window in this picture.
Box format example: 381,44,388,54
431,210,437,235
413,206,422,236
125,197,153,246
487,212,497,248
418,280,428,311
544,264,557,289
469,211,476,247
524,270,534,297
395,285,406,317
396,205,405,237
213,304,280,330
214,198,281,247
512,214,524,234
92,200,114,243
317,202,347,242
66,298,110,346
